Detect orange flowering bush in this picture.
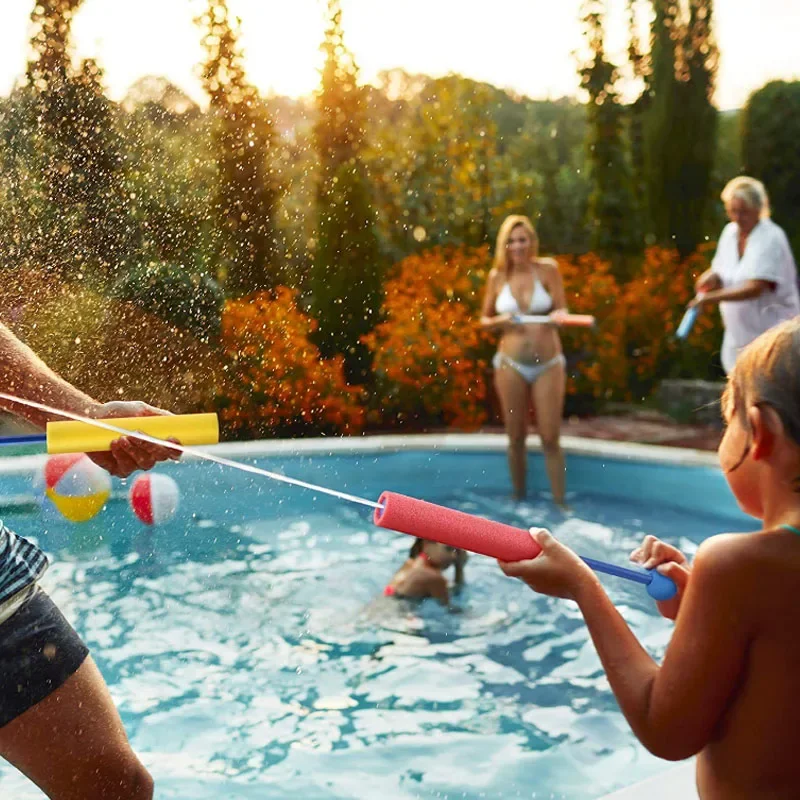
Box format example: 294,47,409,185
363,244,725,428
557,253,627,401
363,246,493,430
620,245,723,398
216,288,365,438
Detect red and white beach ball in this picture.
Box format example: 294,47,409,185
42,453,112,523
129,473,180,525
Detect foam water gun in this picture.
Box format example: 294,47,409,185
0,413,219,452
675,294,705,340
513,313,596,328
374,492,677,601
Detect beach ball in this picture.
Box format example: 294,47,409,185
129,473,179,526
42,453,112,523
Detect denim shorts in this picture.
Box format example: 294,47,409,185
0,585,89,728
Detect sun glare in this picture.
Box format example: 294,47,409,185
0,0,799,107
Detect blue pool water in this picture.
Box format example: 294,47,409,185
0,448,752,799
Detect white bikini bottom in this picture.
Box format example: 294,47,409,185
492,352,566,384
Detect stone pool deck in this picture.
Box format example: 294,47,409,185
482,411,723,453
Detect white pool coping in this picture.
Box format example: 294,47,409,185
598,760,698,799
0,432,720,477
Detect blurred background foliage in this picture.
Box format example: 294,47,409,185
0,0,794,437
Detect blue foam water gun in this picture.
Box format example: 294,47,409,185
675,294,705,340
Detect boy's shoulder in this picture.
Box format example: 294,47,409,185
695,530,800,593
691,533,758,588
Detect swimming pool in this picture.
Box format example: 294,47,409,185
0,437,752,799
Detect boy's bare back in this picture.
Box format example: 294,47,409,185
695,528,800,798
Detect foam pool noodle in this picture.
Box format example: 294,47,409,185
47,413,219,454
374,491,677,601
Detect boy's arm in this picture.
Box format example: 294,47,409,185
576,535,750,760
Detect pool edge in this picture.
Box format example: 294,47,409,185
597,760,698,799
0,433,720,476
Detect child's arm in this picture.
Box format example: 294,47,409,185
426,572,450,606
396,567,450,605
501,530,751,761
453,550,468,589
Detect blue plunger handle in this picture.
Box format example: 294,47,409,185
582,556,677,600
0,434,46,447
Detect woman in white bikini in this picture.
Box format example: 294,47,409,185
480,215,569,506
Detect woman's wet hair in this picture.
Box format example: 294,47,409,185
409,538,424,558
723,318,800,479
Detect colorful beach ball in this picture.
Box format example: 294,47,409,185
42,453,112,523
129,473,180,526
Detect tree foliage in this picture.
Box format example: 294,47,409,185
640,0,718,256
579,1,640,278
1,0,131,285
198,0,280,296
310,0,383,382
110,261,224,342
741,81,800,258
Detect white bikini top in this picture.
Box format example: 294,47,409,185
495,279,553,315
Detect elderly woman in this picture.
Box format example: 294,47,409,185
480,215,569,506
693,176,800,374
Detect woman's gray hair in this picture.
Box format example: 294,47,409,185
721,176,771,219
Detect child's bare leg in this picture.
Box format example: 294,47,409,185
0,656,153,800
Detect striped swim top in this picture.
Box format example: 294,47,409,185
0,521,49,605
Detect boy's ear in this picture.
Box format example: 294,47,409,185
748,405,778,460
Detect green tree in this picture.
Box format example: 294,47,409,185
311,0,383,382
579,1,640,277
741,81,800,258
365,74,581,258
6,0,131,284
120,93,217,272
198,0,279,296
641,0,718,256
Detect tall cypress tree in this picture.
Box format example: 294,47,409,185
579,1,640,278
642,0,718,256
311,0,382,383
627,0,649,215
20,0,130,283
742,81,800,259
199,1,279,296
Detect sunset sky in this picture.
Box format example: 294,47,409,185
0,0,798,110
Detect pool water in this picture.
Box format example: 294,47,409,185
0,449,752,799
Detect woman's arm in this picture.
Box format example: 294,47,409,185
695,268,722,294
539,258,568,313
453,550,467,589
479,269,514,332
691,279,774,307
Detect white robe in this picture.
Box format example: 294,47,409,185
711,218,800,373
